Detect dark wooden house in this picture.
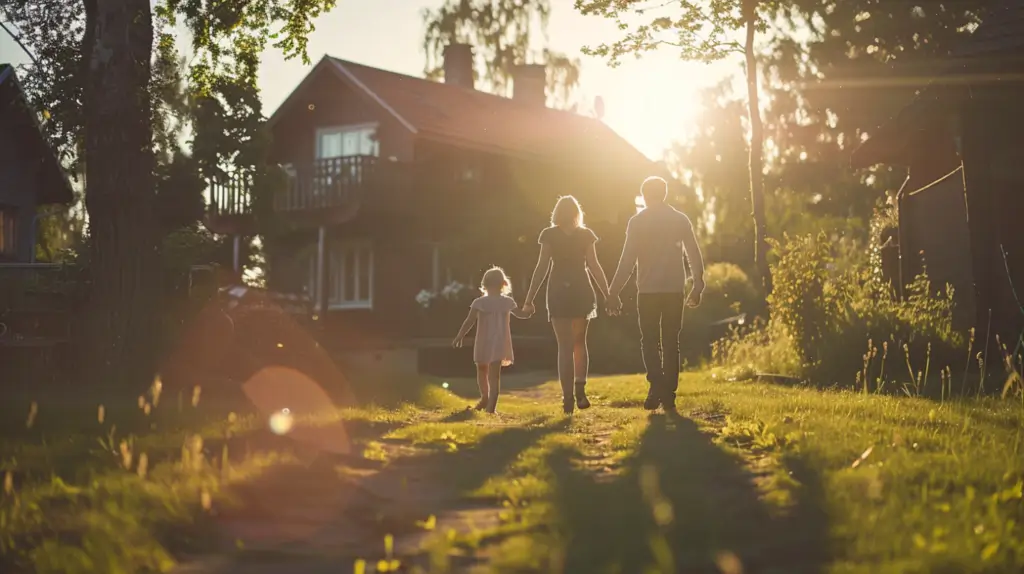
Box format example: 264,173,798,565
851,0,1024,340
0,64,74,262
206,45,662,364
0,63,76,378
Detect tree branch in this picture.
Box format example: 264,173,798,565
0,12,41,67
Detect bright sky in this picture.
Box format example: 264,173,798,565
0,0,734,160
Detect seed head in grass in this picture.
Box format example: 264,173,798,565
98,404,105,424
137,453,149,479
120,439,133,470
715,552,743,574
26,401,38,429
3,470,12,496
151,376,163,407
192,385,202,408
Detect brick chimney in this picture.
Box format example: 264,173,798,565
443,43,474,89
512,64,546,106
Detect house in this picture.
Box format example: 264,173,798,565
205,44,666,366
0,64,74,262
0,63,75,381
850,0,1024,341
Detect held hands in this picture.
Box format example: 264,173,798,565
521,301,536,318
686,281,705,308
604,293,623,316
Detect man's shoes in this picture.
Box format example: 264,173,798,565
661,392,677,413
643,387,662,410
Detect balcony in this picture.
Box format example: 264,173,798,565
205,156,406,234
206,171,255,235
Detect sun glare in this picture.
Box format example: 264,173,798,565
594,57,718,160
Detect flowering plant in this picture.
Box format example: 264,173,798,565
415,281,472,309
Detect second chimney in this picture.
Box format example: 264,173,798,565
512,64,546,106
443,43,474,89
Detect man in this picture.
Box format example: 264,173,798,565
607,176,705,411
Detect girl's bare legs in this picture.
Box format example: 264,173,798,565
572,319,592,409
552,318,576,413
486,361,502,413
474,363,489,410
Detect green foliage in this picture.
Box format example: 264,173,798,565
575,0,757,65
687,262,760,324
716,233,965,390
421,0,581,109
767,233,846,366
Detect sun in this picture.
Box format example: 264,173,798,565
587,57,718,161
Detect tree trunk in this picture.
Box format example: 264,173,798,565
82,0,159,389
743,0,772,296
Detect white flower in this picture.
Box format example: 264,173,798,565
441,281,467,300
415,289,437,308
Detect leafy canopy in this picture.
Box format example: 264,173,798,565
574,0,783,65
422,0,581,109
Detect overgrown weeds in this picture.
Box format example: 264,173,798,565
714,232,969,396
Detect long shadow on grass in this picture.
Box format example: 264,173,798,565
212,418,569,566
548,412,829,574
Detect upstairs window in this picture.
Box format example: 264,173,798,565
316,124,379,159
0,207,17,258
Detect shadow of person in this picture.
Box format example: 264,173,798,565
548,412,830,574
214,418,570,563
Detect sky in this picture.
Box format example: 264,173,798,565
0,0,737,160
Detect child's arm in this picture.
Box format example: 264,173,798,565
511,306,531,320
452,309,479,347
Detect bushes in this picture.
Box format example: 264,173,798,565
714,232,966,392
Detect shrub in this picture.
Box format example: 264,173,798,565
689,263,761,322
714,232,966,393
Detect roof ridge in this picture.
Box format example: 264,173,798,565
326,55,604,124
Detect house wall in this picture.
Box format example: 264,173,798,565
263,68,656,350
0,125,39,262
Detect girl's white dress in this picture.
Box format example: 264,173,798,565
471,295,517,366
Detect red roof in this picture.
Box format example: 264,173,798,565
276,56,653,171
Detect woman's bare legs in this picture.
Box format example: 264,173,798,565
572,318,591,409
474,363,489,410
552,318,576,413
486,361,502,413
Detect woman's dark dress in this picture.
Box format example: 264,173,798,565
538,226,599,321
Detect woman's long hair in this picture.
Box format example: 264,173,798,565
550,195,585,228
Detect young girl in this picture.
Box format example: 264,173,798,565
452,267,531,413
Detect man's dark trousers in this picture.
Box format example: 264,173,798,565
637,292,685,401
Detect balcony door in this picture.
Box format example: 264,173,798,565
315,124,379,194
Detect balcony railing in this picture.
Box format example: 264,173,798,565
275,155,377,212
209,171,253,219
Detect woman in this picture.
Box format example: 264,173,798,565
523,196,611,414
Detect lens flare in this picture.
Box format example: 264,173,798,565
442,382,449,389
269,408,294,435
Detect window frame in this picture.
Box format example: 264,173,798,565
306,240,374,311
314,123,380,160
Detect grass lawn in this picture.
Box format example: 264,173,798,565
2,371,1024,573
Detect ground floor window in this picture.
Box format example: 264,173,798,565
306,241,374,310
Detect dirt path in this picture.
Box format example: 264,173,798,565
171,383,561,573
170,378,789,574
